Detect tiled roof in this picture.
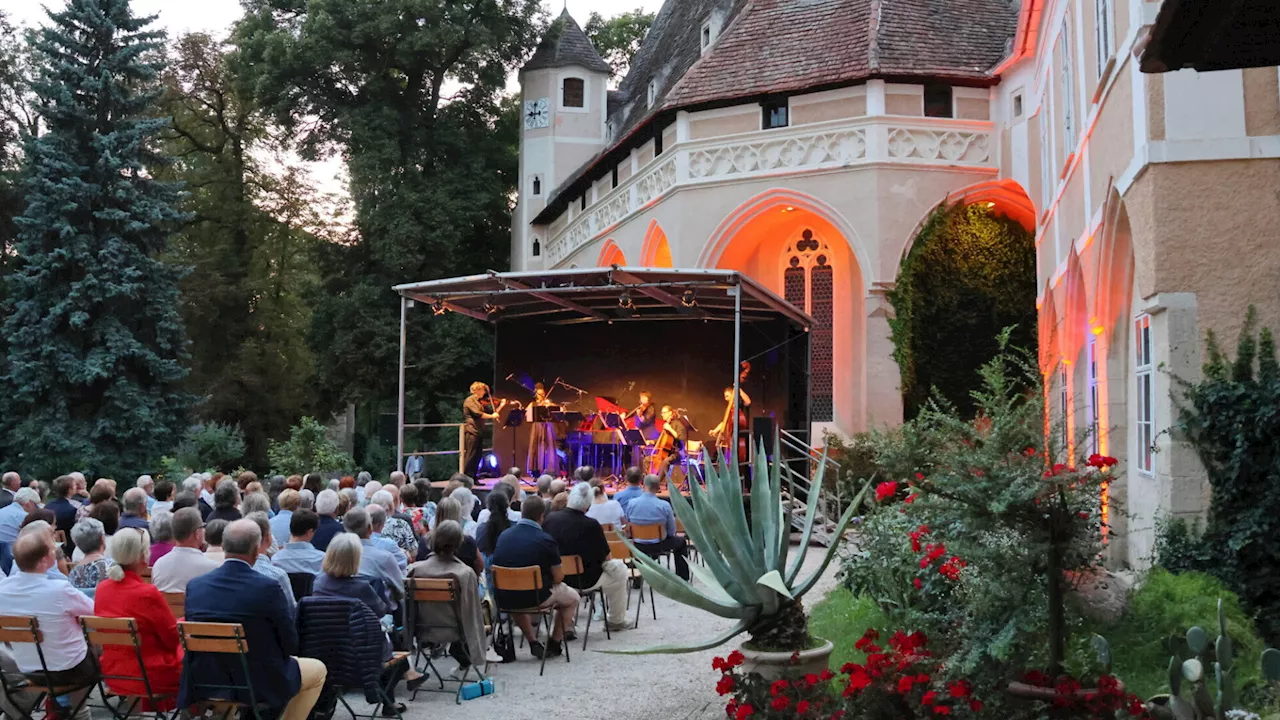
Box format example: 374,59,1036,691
522,9,611,76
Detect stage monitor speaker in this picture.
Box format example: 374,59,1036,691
751,416,775,450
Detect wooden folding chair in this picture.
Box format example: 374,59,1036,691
79,616,173,720
161,592,184,621
0,615,98,720
607,540,656,628
559,555,610,651
176,622,265,720
404,577,487,704
489,565,569,677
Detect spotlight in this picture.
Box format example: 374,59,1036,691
618,290,634,310
483,297,500,316
431,299,447,316
477,452,501,478
681,289,698,308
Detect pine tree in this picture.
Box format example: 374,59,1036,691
0,0,191,479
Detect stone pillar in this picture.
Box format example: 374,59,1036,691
864,283,904,429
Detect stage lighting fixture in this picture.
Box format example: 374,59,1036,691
681,289,697,308
431,299,447,316
618,290,634,310
484,453,499,469
483,297,499,316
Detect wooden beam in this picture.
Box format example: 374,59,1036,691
610,269,709,318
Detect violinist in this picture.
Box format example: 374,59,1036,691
631,391,658,441
525,382,559,476
462,381,507,478
651,405,687,477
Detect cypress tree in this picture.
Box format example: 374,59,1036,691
0,0,191,479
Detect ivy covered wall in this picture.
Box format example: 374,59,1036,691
889,203,1038,419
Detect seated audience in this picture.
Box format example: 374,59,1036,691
543,484,629,631
429,498,484,579
550,492,569,513
334,492,351,518
549,478,566,498
236,471,258,492
399,484,432,536
476,482,520,526
20,517,70,579
586,478,628,529
444,488,479,537
367,505,407,570
94,530,181,709
377,487,417,556
342,507,404,603
182,520,326,720
241,492,271,518
151,480,175,515
203,519,228,564
0,487,41,547
152,507,219,593
613,467,645,515
270,489,300,551
245,512,296,617
0,532,96,718
626,474,690,581
148,510,174,564
489,496,579,659
84,500,120,558
310,490,343,551
68,518,114,589
119,488,150,530
272,509,326,576
407,520,486,679
535,475,553,500
46,475,80,554
209,479,242,523
136,474,156,512
475,491,513,558
75,481,114,522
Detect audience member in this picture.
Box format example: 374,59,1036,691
298,489,315,511
476,481,521,526
203,519,229,564
181,519,327,720
172,492,197,513
285,475,304,493
46,475,80,553
407,520,487,679
236,471,258,492
148,510,174,565
387,471,406,489
271,489,300,549
70,473,89,504
550,491,569,513
311,490,343,551
613,467,645,514
210,479,242,523
87,500,120,544
0,531,96,719
68,518,114,589
399,484,431,536
0,487,40,546
334,491,351,518
245,512,296,617
136,475,157,513
341,507,404,603
428,498,484,578
445,488,479,536
0,471,20,509
75,481,114,522
197,474,217,520
543,483,629,631
572,466,594,484
94,529,180,710
151,480,175,515
119,487,150,530
369,489,416,557
152,508,219,593
20,517,70,579
549,478,567,498
271,509,325,576
586,478,628,529
241,492,271,518
367,505,407,570
476,492,513,558
363,481,383,506
490,496,579,659
536,475,553,500
626,474,690,581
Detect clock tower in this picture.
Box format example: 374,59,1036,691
512,9,611,270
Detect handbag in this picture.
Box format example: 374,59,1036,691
493,619,517,663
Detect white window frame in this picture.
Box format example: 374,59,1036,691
1134,314,1154,474
647,79,657,108
1087,335,1099,455
1060,18,1075,148
1095,0,1114,79
1011,89,1025,121
558,73,588,113
700,21,712,53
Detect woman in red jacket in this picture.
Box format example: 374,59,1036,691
93,529,182,709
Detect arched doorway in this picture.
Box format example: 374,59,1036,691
640,221,673,267
596,239,626,267
700,189,868,433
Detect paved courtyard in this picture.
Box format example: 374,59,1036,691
396,545,840,720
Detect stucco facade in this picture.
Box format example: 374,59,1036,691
511,0,1280,569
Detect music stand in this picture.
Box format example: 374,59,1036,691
503,408,524,428
621,428,646,446
551,410,585,425
532,405,556,423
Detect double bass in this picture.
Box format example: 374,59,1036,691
711,361,751,462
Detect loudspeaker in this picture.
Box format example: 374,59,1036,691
751,416,775,449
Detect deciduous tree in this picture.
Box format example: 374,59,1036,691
585,9,655,82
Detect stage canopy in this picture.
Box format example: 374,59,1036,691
391,267,813,329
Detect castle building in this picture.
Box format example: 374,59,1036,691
511,0,1280,568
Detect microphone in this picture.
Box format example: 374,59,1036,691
505,373,514,381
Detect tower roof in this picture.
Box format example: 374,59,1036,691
522,9,611,75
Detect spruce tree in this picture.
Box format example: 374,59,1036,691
0,0,191,479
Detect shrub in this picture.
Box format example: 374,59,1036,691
267,417,356,477
1176,308,1280,645
170,422,247,474
1151,515,1214,575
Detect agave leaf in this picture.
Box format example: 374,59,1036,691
756,570,794,600
694,456,766,596
622,535,753,619
668,473,749,602
600,617,755,655
774,435,792,574
689,560,738,605
704,450,757,573
751,438,778,575
791,483,870,599
689,484,761,602
784,451,835,585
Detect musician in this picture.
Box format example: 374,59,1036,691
709,386,752,458
462,382,506,478
631,391,658,441
652,406,687,477
525,383,559,476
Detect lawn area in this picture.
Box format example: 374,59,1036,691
807,586,888,672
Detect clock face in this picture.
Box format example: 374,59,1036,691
523,97,549,129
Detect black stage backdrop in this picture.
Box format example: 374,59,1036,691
492,318,808,473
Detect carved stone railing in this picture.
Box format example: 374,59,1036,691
542,116,994,266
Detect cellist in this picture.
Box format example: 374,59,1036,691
650,405,687,477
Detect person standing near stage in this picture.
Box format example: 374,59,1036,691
462,382,506,479
525,383,559,477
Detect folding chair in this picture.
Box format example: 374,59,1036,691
296,597,408,720
404,577,488,704
176,622,267,720
79,617,174,720
607,540,656,628
630,523,673,571
489,565,569,677
161,592,184,621
287,573,314,602
559,555,609,651
0,615,98,720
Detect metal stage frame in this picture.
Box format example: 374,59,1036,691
391,267,814,475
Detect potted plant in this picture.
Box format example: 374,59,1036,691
614,435,871,679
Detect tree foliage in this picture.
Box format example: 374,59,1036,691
1176,307,1280,646
267,416,355,477
585,9,654,81
889,203,1037,419
0,11,37,306
0,0,191,480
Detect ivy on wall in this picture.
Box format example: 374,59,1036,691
888,202,1038,419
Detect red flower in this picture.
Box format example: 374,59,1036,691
844,668,872,694
796,700,811,714
897,675,915,694
1023,446,1037,456
875,481,899,502
1078,511,1090,519
716,676,735,695
904,493,918,504
947,679,973,698
969,700,984,712
771,696,790,711
712,656,726,671
913,577,923,590
735,703,755,720
914,472,925,480
725,650,745,668
933,706,951,716
854,629,880,651
921,690,938,706
820,669,834,682
770,680,789,696
1086,454,1119,469
804,673,820,687
1127,698,1146,716
725,699,737,717
1022,670,1050,687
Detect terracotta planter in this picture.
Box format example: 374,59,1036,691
738,638,835,681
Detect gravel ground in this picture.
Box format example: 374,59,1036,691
393,543,841,720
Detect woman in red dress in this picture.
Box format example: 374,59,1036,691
93,529,182,709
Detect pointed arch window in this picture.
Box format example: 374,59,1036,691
783,229,834,422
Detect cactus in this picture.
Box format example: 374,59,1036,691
1145,597,1274,719
1092,634,1112,674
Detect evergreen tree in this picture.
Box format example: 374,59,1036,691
0,0,191,479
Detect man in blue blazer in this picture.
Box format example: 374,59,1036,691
181,519,327,720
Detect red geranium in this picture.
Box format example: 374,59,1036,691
717,675,735,695
875,481,899,502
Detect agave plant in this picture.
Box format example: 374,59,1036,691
615,434,871,654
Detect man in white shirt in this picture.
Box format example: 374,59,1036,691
343,507,403,604
152,507,220,593
0,532,96,719
136,474,156,513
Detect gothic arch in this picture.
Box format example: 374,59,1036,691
896,179,1037,264
640,220,673,267
596,239,627,267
